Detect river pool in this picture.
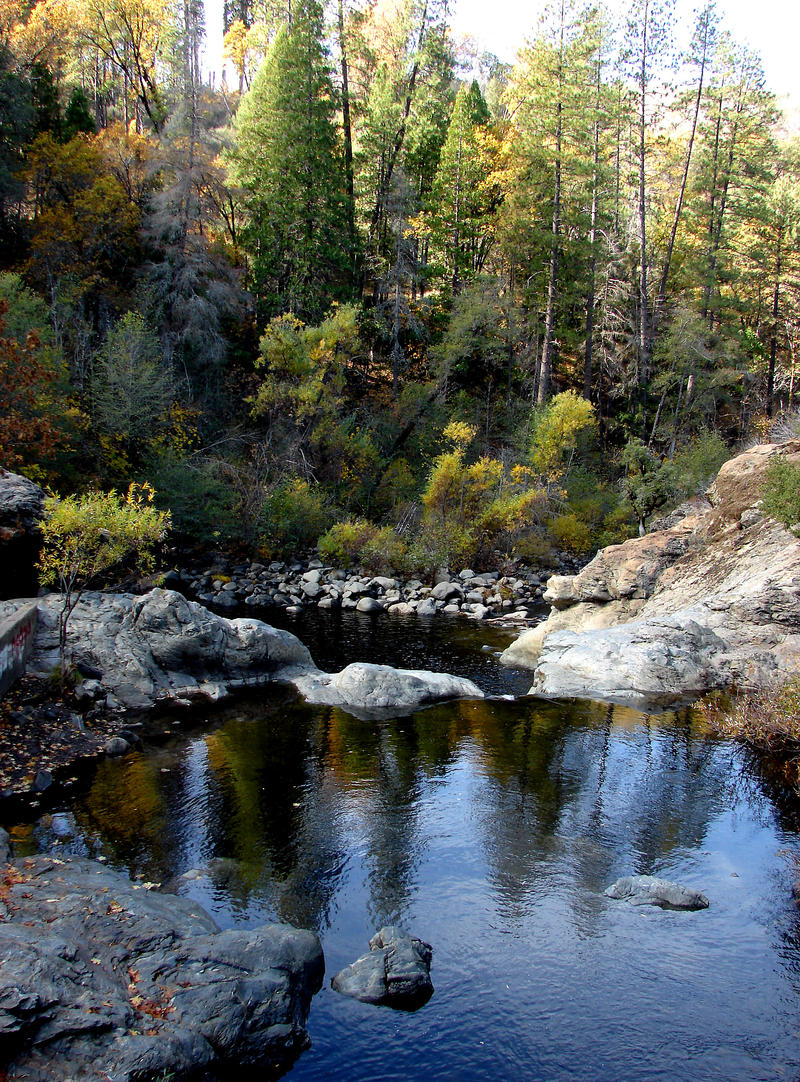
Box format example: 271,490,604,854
10,611,800,1081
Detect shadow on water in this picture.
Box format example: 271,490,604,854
11,609,800,1081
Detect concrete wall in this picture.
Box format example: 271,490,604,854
0,601,38,698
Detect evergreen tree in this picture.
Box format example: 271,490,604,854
351,0,452,296
0,44,34,261
499,0,601,403
622,0,674,412
229,0,352,321
428,80,497,291
688,36,777,329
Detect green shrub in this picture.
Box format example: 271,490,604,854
762,457,800,535
409,520,477,576
418,422,544,571
359,527,409,574
512,531,558,568
38,483,170,681
319,518,411,574
146,456,241,544
477,488,547,561
260,478,332,558
548,512,593,555
372,457,418,517
318,518,378,566
672,433,730,498
530,390,597,482
620,438,677,534
596,501,638,548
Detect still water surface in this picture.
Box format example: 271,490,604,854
23,612,800,1080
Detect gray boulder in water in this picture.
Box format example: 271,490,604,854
331,926,433,1008
604,874,709,910
293,662,483,717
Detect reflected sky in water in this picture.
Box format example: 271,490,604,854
20,613,800,1081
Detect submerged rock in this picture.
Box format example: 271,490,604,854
0,854,324,1080
604,875,709,910
331,926,433,1008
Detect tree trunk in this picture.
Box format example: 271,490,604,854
654,7,710,334
767,229,782,417
337,0,356,269
367,0,429,252
637,0,651,411
538,0,565,406
584,66,601,400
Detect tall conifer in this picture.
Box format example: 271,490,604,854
230,0,351,321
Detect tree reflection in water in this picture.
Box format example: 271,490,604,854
35,673,800,1082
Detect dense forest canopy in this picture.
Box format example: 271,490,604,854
1,0,798,570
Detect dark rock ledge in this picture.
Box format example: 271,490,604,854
0,828,324,1081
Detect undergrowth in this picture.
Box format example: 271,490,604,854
697,678,800,792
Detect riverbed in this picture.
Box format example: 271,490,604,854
7,611,800,1081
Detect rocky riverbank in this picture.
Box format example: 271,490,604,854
0,673,131,803
168,556,566,623
0,465,575,628
501,441,800,707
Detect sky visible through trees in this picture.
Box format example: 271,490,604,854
200,0,800,107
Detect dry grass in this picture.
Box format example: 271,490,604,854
698,679,800,792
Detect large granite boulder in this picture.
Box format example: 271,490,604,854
24,588,315,710
0,853,324,1080
541,523,700,608
0,468,45,599
7,588,483,717
501,441,800,707
530,618,727,706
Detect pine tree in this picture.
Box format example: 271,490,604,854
351,0,452,296
622,0,674,413
429,80,497,291
499,0,601,403
229,0,352,321
688,37,777,330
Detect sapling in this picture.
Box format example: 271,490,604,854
37,482,170,685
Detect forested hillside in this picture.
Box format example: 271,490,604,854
1,0,797,572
